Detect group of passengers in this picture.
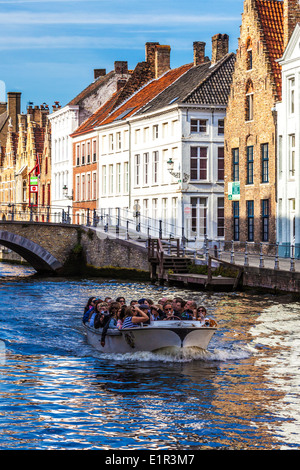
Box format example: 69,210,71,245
82,295,212,332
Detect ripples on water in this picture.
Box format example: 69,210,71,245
0,263,300,451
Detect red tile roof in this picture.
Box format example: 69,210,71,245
71,63,193,137
101,63,193,126
255,0,284,100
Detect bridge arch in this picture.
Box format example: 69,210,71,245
0,230,63,273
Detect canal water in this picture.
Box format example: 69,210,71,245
0,263,300,451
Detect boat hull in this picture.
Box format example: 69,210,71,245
84,320,216,354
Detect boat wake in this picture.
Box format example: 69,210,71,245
91,344,251,363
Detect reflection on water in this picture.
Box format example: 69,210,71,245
0,262,300,449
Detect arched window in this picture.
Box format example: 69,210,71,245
245,79,254,121
246,37,253,70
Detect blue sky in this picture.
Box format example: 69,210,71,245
0,0,244,112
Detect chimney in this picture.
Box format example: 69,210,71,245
114,61,128,75
7,92,21,133
145,42,160,75
94,69,106,80
155,45,171,78
193,41,206,66
284,0,300,49
211,34,229,64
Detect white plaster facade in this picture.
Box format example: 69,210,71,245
97,102,226,243
48,105,79,218
276,23,300,256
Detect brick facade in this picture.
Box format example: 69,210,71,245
224,0,283,247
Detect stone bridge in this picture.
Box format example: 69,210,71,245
0,221,149,276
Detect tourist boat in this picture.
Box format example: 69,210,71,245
84,319,217,354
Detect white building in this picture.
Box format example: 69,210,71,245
96,37,235,244
276,23,300,257
48,63,130,218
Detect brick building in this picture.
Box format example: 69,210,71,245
224,0,300,248
0,101,51,221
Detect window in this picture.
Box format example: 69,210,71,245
143,153,149,185
233,201,239,241
109,134,114,152
190,146,208,180
143,127,149,143
245,80,254,121
92,172,97,199
116,163,121,194
124,162,129,193
261,143,269,183
81,144,85,165
152,125,158,140
92,140,97,162
218,119,224,135
217,147,224,180
76,145,80,166
116,132,121,150
289,134,295,179
87,141,91,164
246,38,253,70
232,148,239,181
108,165,113,194
217,197,225,237
288,77,295,115
191,119,207,133
76,175,80,201
191,197,207,236
87,173,91,200
81,174,85,200
162,122,168,138
262,199,269,241
247,200,254,241
152,151,159,184
102,166,107,195
247,146,254,184
134,154,140,186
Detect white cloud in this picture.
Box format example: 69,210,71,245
0,11,239,26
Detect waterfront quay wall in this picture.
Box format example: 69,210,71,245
241,265,300,294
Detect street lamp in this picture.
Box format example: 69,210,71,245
167,157,189,183
62,185,73,200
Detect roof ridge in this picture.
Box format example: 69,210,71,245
182,53,234,103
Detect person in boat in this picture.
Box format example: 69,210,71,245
116,296,126,306
93,301,109,328
99,302,120,347
121,305,149,329
116,306,126,329
173,299,187,318
162,302,179,320
150,304,164,320
184,300,197,318
195,306,207,321
82,297,96,324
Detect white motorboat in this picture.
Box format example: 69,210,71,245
84,319,217,354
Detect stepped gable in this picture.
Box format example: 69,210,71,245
33,127,45,154
101,63,193,126
255,0,284,100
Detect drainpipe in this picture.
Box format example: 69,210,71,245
128,120,132,210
